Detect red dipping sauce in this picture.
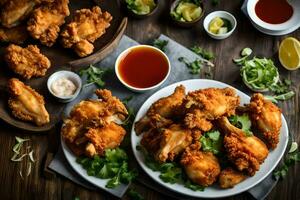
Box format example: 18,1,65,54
118,46,169,89
255,0,293,24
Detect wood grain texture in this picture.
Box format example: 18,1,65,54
0,0,299,200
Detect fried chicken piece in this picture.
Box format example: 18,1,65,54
135,85,186,135
218,116,269,176
84,122,126,157
219,167,247,188
182,87,240,131
5,44,51,79
248,93,282,149
141,124,192,162
8,78,49,126
27,0,70,46
0,0,53,28
60,6,112,57
0,25,29,44
181,148,221,187
62,89,128,144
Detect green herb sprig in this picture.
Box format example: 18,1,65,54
228,114,253,136
200,130,223,154
127,189,144,200
264,91,295,103
153,39,169,52
178,57,203,75
190,46,215,61
79,65,112,88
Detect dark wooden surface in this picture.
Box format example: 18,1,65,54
0,0,299,199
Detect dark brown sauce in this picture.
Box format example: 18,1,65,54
118,46,169,88
255,0,293,24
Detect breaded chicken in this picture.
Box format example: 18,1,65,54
27,0,70,46
218,116,269,176
0,0,53,28
248,93,282,149
84,122,126,157
182,87,240,131
135,85,186,135
8,78,49,126
181,148,221,187
219,167,247,188
0,25,29,44
5,44,51,79
141,124,192,162
60,6,112,57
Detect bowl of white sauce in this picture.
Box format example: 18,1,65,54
47,70,82,103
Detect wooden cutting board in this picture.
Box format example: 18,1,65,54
0,0,127,132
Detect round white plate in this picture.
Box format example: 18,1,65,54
251,20,300,36
131,79,289,198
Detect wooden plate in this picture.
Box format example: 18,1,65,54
0,0,127,132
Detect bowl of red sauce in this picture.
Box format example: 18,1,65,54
247,0,300,32
115,45,171,92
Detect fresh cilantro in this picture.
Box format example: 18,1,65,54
76,148,137,189
127,189,144,200
264,91,295,104
184,179,205,191
273,150,300,180
269,79,292,95
200,130,223,154
178,57,203,75
159,162,182,184
153,39,169,52
190,46,215,61
229,114,253,136
79,65,112,88
122,96,136,132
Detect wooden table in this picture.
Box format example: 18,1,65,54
0,1,299,199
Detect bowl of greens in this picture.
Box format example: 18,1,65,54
170,0,204,28
125,0,158,19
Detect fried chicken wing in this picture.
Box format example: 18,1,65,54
181,148,221,187
84,122,126,157
27,0,70,46
0,25,29,44
8,78,49,126
218,116,269,176
219,167,247,188
248,93,282,149
135,85,186,135
5,44,51,79
182,87,240,131
141,124,192,162
60,6,112,57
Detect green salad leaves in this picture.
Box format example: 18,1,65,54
200,130,223,154
77,148,137,188
229,114,253,136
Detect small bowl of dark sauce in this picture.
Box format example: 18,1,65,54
247,0,300,32
115,45,171,92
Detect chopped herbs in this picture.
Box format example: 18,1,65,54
127,189,144,200
273,148,300,180
200,130,223,154
264,91,295,104
269,79,292,95
137,145,205,191
77,148,137,188
79,65,112,88
178,57,203,75
190,46,215,61
153,39,169,52
229,114,253,136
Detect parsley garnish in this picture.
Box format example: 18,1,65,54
79,65,112,88
200,130,223,154
127,189,144,200
273,150,300,180
153,39,169,52
229,114,253,136
178,57,203,75
190,46,215,61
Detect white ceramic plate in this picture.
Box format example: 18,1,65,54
131,79,289,198
61,128,129,198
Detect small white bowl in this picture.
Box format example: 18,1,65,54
247,0,300,32
203,11,237,40
47,70,82,103
115,45,171,93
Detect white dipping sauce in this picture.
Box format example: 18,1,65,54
51,77,77,97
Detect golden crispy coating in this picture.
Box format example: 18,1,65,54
5,44,51,79
27,0,70,46
183,87,240,131
135,85,186,135
8,78,49,126
60,6,112,57
181,149,221,187
219,167,247,188
141,124,192,162
0,25,29,44
84,122,126,157
218,116,269,176
248,93,282,149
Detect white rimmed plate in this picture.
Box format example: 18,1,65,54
131,79,289,198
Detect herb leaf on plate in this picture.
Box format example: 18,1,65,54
229,114,253,136
200,130,223,154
